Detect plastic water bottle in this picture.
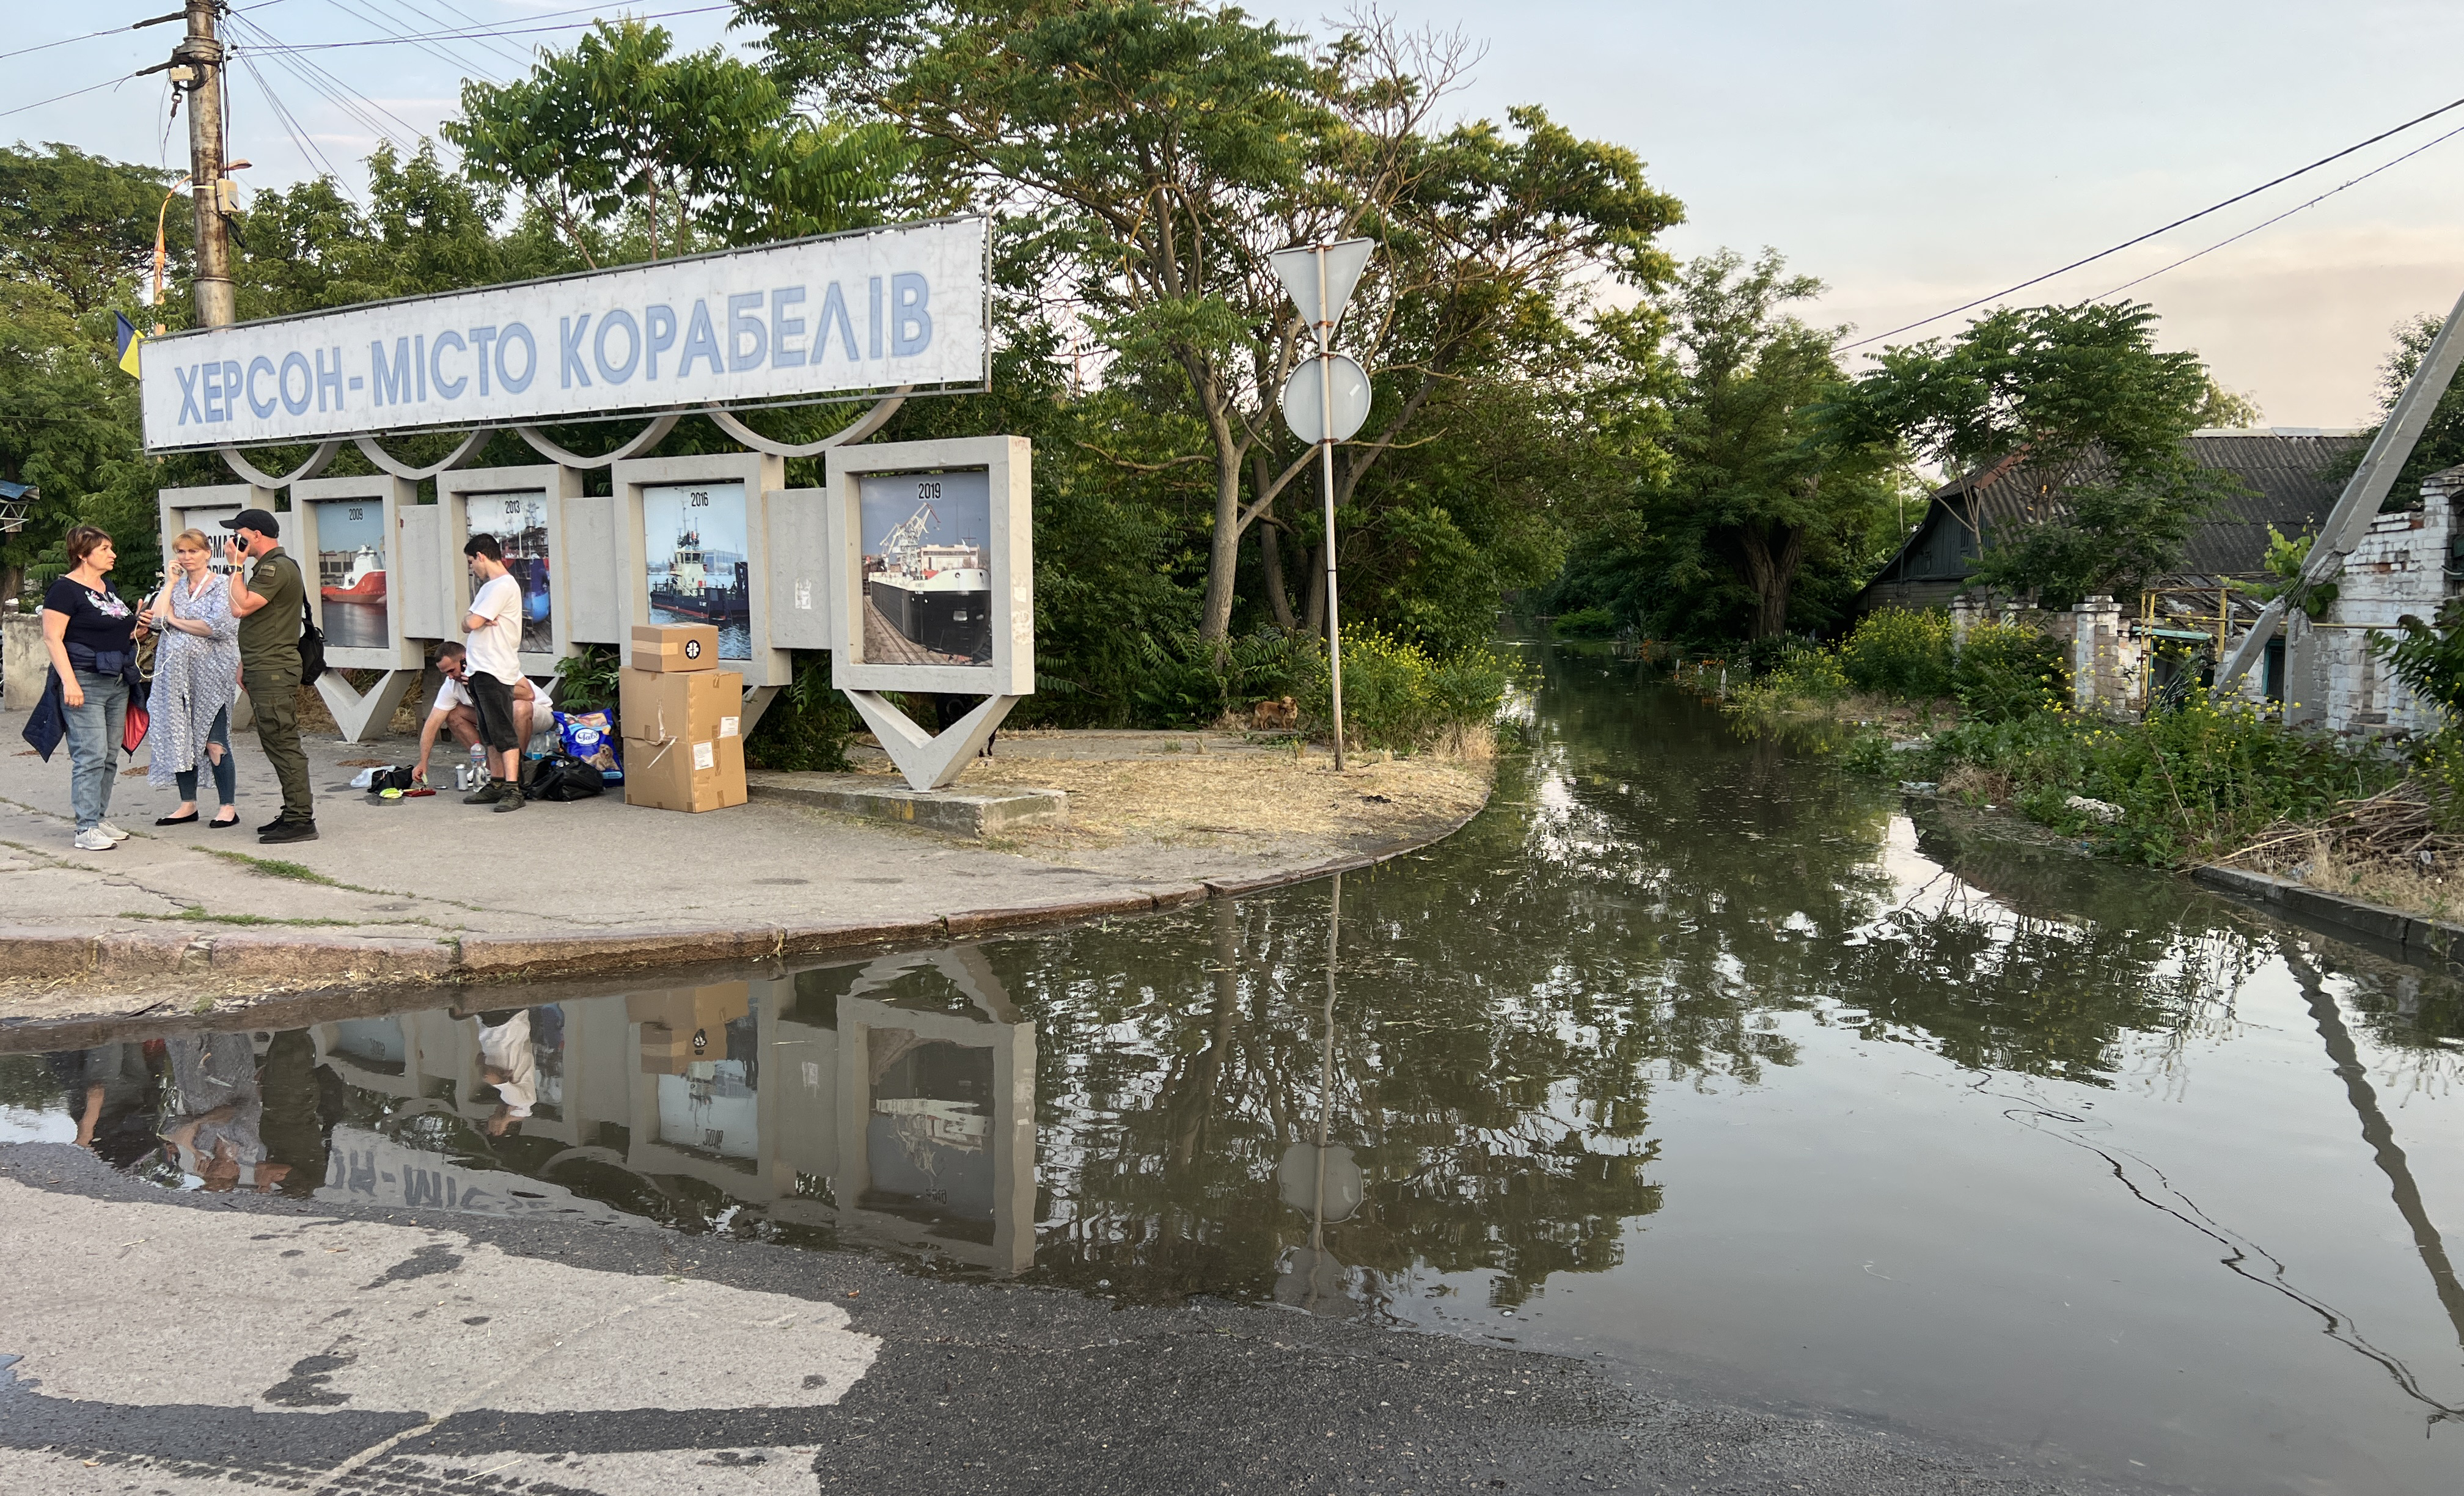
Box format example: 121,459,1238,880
470,743,489,787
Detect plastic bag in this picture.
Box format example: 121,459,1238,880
528,753,606,802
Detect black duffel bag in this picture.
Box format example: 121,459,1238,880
527,753,606,802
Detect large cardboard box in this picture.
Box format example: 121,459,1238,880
620,667,748,813
627,982,751,1075
631,622,719,672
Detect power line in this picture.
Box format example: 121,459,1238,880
319,0,508,85
233,2,735,51
0,2,292,65
0,74,143,121
2091,118,2464,304
1841,92,2464,351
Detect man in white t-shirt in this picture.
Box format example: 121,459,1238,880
413,640,536,785
460,533,529,812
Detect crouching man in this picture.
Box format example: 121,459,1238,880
412,641,536,786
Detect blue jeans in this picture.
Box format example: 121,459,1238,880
63,669,129,833
175,706,236,810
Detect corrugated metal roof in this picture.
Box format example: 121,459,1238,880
1913,430,2367,581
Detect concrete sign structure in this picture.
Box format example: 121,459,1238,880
138,218,990,452
145,218,1030,791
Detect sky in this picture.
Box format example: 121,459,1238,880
13,0,2464,427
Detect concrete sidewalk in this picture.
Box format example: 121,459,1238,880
0,710,1487,1024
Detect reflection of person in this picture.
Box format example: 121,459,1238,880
46,1044,155,1164
471,1008,537,1136
257,1029,345,1200
459,534,527,813
221,508,316,844
40,526,150,852
143,529,243,829
413,642,535,784
161,1032,290,1193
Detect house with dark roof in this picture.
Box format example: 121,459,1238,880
1857,429,2367,613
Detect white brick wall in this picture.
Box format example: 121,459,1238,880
2312,468,2462,735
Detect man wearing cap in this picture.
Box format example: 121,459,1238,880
221,510,316,843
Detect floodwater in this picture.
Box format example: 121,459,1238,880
5,639,2462,1494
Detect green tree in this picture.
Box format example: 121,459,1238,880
2350,313,2464,506
1544,250,1902,642
0,142,183,315
746,0,1679,645
445,20,909,264
1828,300,2229,607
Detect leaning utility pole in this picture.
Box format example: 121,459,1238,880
175,1,235,328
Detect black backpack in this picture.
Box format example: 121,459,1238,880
293,559,326,686
527,753,606,802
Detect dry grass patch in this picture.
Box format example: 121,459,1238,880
860,747,1490,851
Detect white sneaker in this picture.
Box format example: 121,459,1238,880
73,828,115,851
98,821,130,843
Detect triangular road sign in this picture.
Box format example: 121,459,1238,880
1269,238,1374,329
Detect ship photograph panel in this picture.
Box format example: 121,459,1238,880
643,482,754,660
311,497,390,651
857,469,994,669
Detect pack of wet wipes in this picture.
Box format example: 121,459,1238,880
556,710,623,784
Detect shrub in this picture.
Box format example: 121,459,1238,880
1839,607,1954,698
1131,628,1306,728
1552,606,1618,639
1730,644,1850,714
1305,627,1515,752
1953,621,2067,722
744,651,860,772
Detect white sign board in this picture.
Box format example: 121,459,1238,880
139,216,989,452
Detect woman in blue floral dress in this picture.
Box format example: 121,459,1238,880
143,528,243,827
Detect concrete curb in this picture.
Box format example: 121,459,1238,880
0,806,1484,1032
2190,864,2464,960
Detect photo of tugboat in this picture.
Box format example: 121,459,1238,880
642,482,751,659
858,470,994,668
310,498,389,650
466,490,553,655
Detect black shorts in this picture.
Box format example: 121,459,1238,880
468,673,522,751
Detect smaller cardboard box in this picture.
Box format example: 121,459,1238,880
631,623,719,672
628,983,751,1075
623,732,748,813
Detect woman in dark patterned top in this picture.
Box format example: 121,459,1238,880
40,526,151,853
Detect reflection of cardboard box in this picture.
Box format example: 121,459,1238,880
628,983,750,1074
631,623,719,672
620,668,748,813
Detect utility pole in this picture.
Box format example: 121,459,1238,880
175,1,235,328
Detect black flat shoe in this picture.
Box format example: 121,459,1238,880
208,812,239,829
155,812,199,826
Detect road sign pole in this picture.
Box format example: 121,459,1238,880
1318,245,1346,771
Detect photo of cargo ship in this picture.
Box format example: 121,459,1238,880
642,482,752,659
310,498,389,650
466,490,553,654
857,469,995,669
320,545,387,603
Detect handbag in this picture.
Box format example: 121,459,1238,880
122,698,150,755
297,572,326,686
527,753,606,802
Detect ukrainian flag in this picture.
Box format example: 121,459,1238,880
113,312,144,379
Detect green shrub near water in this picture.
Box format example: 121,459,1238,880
1952,620,2069,722
1552,606,1618,639
1839,607,1954,698
1931,691,2404,865
1304,627,1517,752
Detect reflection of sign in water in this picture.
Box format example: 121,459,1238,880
465,490,552,655
644,481,751,659
857,469,991,667
319,1126,621,1223
311,499,389,650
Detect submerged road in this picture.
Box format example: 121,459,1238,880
0,1148,2133,1496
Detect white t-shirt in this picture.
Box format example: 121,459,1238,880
431,675,474,715
474,1011,537,1118
466,572,524,683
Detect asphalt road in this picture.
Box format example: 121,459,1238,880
0,1143,2142,1496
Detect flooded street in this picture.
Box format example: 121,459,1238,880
7,639,2462,1494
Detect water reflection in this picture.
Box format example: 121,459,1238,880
6,647,2464,1493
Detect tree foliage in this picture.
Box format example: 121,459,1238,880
1828,301,2230,607
1545,250,1904,641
